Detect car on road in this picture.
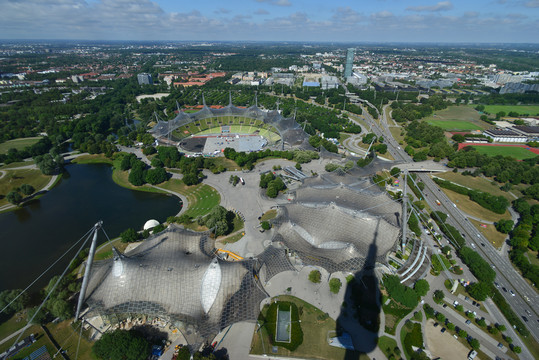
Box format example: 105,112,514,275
465,320,471,325
522,316,528,322
494,282,500,288
443,304,448,308
502,287,508,292
481,242,485,247
526,309,532,316
510,290,515,296
471,243,475,248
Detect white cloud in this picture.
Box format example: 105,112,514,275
333,7,364,24
406,1,453,12
254,8,270,15
214,8,231,14
255,0,292,6
524,0,539,7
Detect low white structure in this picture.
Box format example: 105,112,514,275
143,219,160,230
483,129,527,143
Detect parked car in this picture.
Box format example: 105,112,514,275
466,320,472,325
441,328,446,333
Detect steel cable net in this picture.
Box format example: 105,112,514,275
148,104,310,148
83,225,267,344
294,183,402,227
257,245,296,283
272,183,401,274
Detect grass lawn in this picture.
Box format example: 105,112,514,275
218,231,244,245
0,137,42,155
0,312,28,341
0,169,52,207
71,154,113,165
469,219,508,249
471,145,538,160
250,295,367,360
157,179,220,218
383,300,414,335
211,157,241,171
435,172,514,201
423,106,487,130
378,336,399,359
0,161,34,170
481,105,539,116
439,187,512,223
0,325,53,356
260,209,277,221
47,321,94,360
426,120,483,131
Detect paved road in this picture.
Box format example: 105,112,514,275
359,100,539,353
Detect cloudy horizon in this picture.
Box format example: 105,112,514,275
0,0,538,43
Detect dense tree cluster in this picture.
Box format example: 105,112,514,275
308,135,338,153
224,147,318,169
506,198,539,289
383,275,418,308
390,95,450,123
458,247,496,283
93,329,150,360
259,172,286,198
0,136,54,164
448,148,539,185
199,205,236,236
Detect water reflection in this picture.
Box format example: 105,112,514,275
0,163,181,291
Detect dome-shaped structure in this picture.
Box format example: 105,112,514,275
143,219,160,230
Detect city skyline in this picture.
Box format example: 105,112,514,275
0,0,538,43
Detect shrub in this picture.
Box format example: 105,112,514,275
263,301,304,351
329,278,342,294
309,270,321,283
120,228,140,243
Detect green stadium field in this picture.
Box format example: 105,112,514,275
482,105,539,116
471,145,538,160
426,120,483,131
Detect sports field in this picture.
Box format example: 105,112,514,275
471,145,539,160
426,120,482,130
0,137,42,154
423,106,486,131
481,105,539,116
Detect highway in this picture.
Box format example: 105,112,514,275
354,100,539,345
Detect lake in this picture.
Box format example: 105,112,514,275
0,163,182,291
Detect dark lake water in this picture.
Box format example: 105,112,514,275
0,163,182,292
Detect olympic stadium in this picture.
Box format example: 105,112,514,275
149,95,312,154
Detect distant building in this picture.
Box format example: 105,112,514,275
344,48,354,78
320,76,340,90
483,129,527,143
137,73,153,85
511,125,539,141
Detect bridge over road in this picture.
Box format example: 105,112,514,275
392,160,449,173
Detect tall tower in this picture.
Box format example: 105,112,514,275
344,48,355,79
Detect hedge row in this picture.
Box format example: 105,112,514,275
433,178,509,214
491,288,530,336
264,301,304,351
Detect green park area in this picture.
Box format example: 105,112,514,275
0,168,52,207
481,105,539,116
400,321,424,360
250,295,367,360
470,145,538,160
157,179,220,218
439,187,512,223
0,137,42,154
423,106,485,131
435,172,514,200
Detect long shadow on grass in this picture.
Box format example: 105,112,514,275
335,228,381,359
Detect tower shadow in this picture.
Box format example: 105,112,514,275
335,228,381,359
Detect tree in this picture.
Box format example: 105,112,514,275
309,270,321,283
93,329,150,360
390,167,401,177
447,323,455,331
433,290,445,302
0,289,29,315
19,184,35,196
329,278,342,294
467,282,491,301
414,279,430,297
513,346,522,354
458,329,467,338
469,338,480,350
452,134,466,143
145,167,168,185
261,221,271,230
6,190,22,205
128,164,146,186
495,219,514,234
120,228,140,243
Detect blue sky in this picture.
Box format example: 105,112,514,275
0,0,538,43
